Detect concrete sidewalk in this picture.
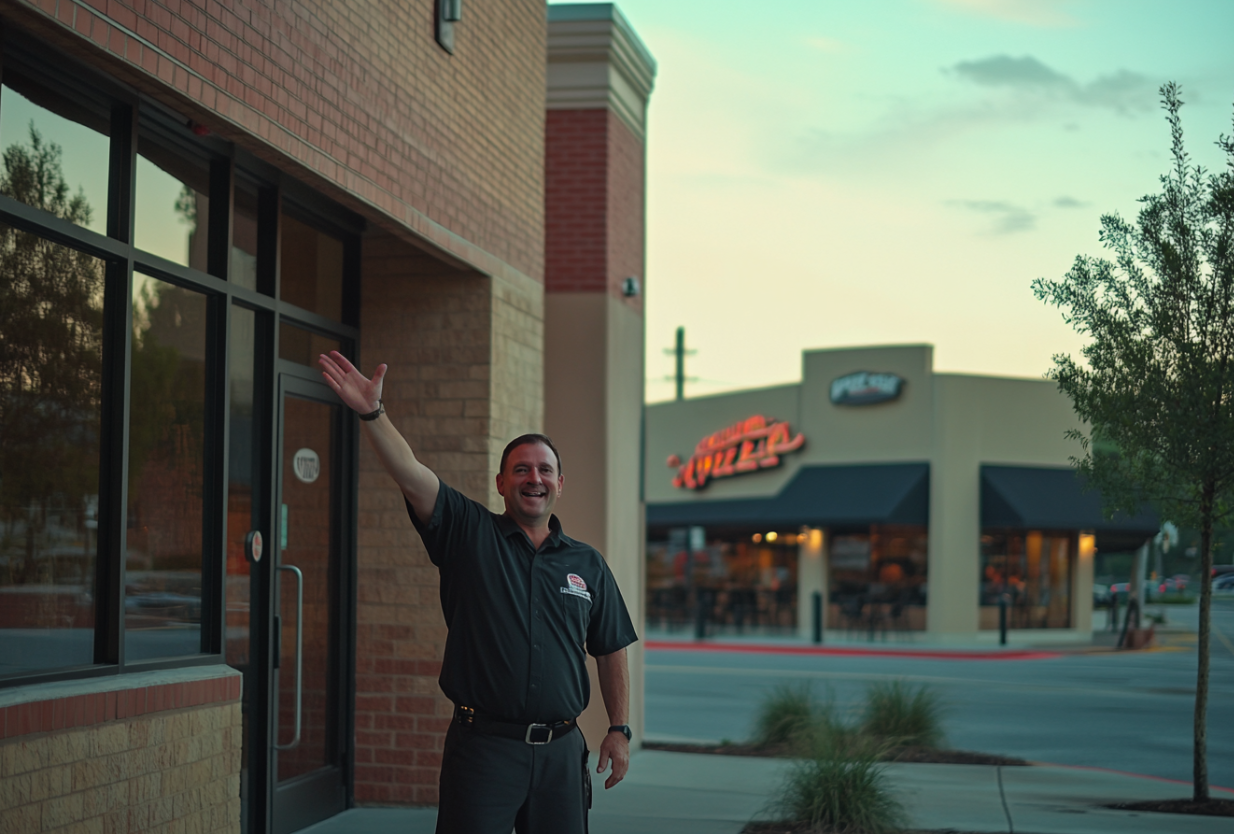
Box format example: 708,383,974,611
299,749,1234,834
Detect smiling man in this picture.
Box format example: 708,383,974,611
318,351,637,834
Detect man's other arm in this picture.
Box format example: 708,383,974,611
318,350,439,519
595,648,629,789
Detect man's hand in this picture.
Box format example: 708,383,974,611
319,350,385,414
596,730,629,789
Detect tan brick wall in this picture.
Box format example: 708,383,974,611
1,687,241,833
4,0,546,285
353,230,544,805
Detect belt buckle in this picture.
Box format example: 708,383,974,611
524,723,553,745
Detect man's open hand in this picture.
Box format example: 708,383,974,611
596,730,629,789
319,350,385,415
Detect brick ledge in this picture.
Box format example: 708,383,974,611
0,665,241,740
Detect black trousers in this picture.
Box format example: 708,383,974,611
435,720,591,834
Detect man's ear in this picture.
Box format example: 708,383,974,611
495,472,506,495
556,474,564,497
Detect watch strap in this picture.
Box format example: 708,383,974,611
608,724,632,741
358,400,385,421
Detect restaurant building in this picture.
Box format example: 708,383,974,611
645,344,1158,643
0,2,654,833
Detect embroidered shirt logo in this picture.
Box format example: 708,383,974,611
561,573,592,601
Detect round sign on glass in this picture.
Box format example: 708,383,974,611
293,448,321,483
245,530,264,563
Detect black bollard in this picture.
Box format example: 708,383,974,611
1109,592,1120,633
812,591,823,645
694,590,707,640
998,593,1008,646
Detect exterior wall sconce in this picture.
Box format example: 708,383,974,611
436,0,462,54
622,276,640,297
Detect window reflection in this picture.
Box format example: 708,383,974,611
0,225,104,675
125,274,208,660
279,321,340,367
135,139,210,270
280,214,343,321
0,74,109,235
231,186,259,292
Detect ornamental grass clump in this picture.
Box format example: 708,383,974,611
752,681,823,750
774,736,907,834
860,680,945,750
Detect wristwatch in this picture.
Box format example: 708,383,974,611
608,724,632,742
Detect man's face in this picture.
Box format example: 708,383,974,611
496,441,564,525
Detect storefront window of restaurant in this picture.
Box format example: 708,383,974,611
647,530,800,635
980,531,1074,629
0,40,360,687
829,525,928,632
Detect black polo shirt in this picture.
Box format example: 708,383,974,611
407,480,637,723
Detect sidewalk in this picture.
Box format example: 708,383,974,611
298,749,1234,834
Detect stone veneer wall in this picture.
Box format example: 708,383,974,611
0,667,242,834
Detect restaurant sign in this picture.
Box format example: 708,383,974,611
829,371,904,406
667,415,805,490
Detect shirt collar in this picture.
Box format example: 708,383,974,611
497,513,564,549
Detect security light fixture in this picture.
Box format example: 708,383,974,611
622,276,640,297
436,0,462,54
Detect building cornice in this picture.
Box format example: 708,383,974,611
547,3,657,139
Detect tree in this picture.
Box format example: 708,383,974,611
1033,83,1234,803
0,125,104,590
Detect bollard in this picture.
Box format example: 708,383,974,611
812,591,823,645
694,590,707,641
998,593,1008,646
1109,592,1120,632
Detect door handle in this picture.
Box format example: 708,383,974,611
275,564,304,751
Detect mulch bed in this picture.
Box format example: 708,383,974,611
1106,798,1234,817
643,741,1028,767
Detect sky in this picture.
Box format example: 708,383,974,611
549,0,1234,403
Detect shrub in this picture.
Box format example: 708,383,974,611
860,680,945,750
752,681,821,748
775,737,907,834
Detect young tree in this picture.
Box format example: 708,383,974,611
1033,83,1234,803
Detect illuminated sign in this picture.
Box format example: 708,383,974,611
829,372,904,406
667,415,805,490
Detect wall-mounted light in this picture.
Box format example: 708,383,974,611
436,0,462,54
622,276,640,297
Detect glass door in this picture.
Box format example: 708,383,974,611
271,375,350,833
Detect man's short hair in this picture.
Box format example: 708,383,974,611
500,433,563,476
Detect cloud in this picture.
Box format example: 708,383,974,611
947,199,1037,234
932,0,1080,28
1052,196,1087,208
949,55,1155,114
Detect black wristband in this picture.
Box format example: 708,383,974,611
358,400,385,421
608,724,631,742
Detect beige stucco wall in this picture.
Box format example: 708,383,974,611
544,293,646,748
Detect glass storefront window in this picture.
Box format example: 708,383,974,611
0,74,109,236
231,186,259,292
125,274,208,660
280,213,343,321
135,139,210,270
0,226,105,675
279,321,340,367
981,531,1074,629
829,525,928,632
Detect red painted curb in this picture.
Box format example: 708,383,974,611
645,640,1061,661
1039,763,1234,796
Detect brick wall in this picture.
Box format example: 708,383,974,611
353,230,544,805
4,0,547,284
544,108,645,308
0,669,242,833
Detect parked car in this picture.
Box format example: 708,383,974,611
1109,580,1156,601
1213,573,1234,592
1093,583,1112,607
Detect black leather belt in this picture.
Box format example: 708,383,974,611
453,705,577,745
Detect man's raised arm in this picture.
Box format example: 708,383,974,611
318,350,439,520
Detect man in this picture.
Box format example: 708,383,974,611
318,350,636,834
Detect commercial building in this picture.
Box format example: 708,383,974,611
0,2,654,833
645,344,1157,643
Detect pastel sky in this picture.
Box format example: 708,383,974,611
550,0,1234,403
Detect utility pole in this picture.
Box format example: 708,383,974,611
663,326,696,401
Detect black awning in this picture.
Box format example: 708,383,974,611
647,462,929,529
980,465,1158,532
